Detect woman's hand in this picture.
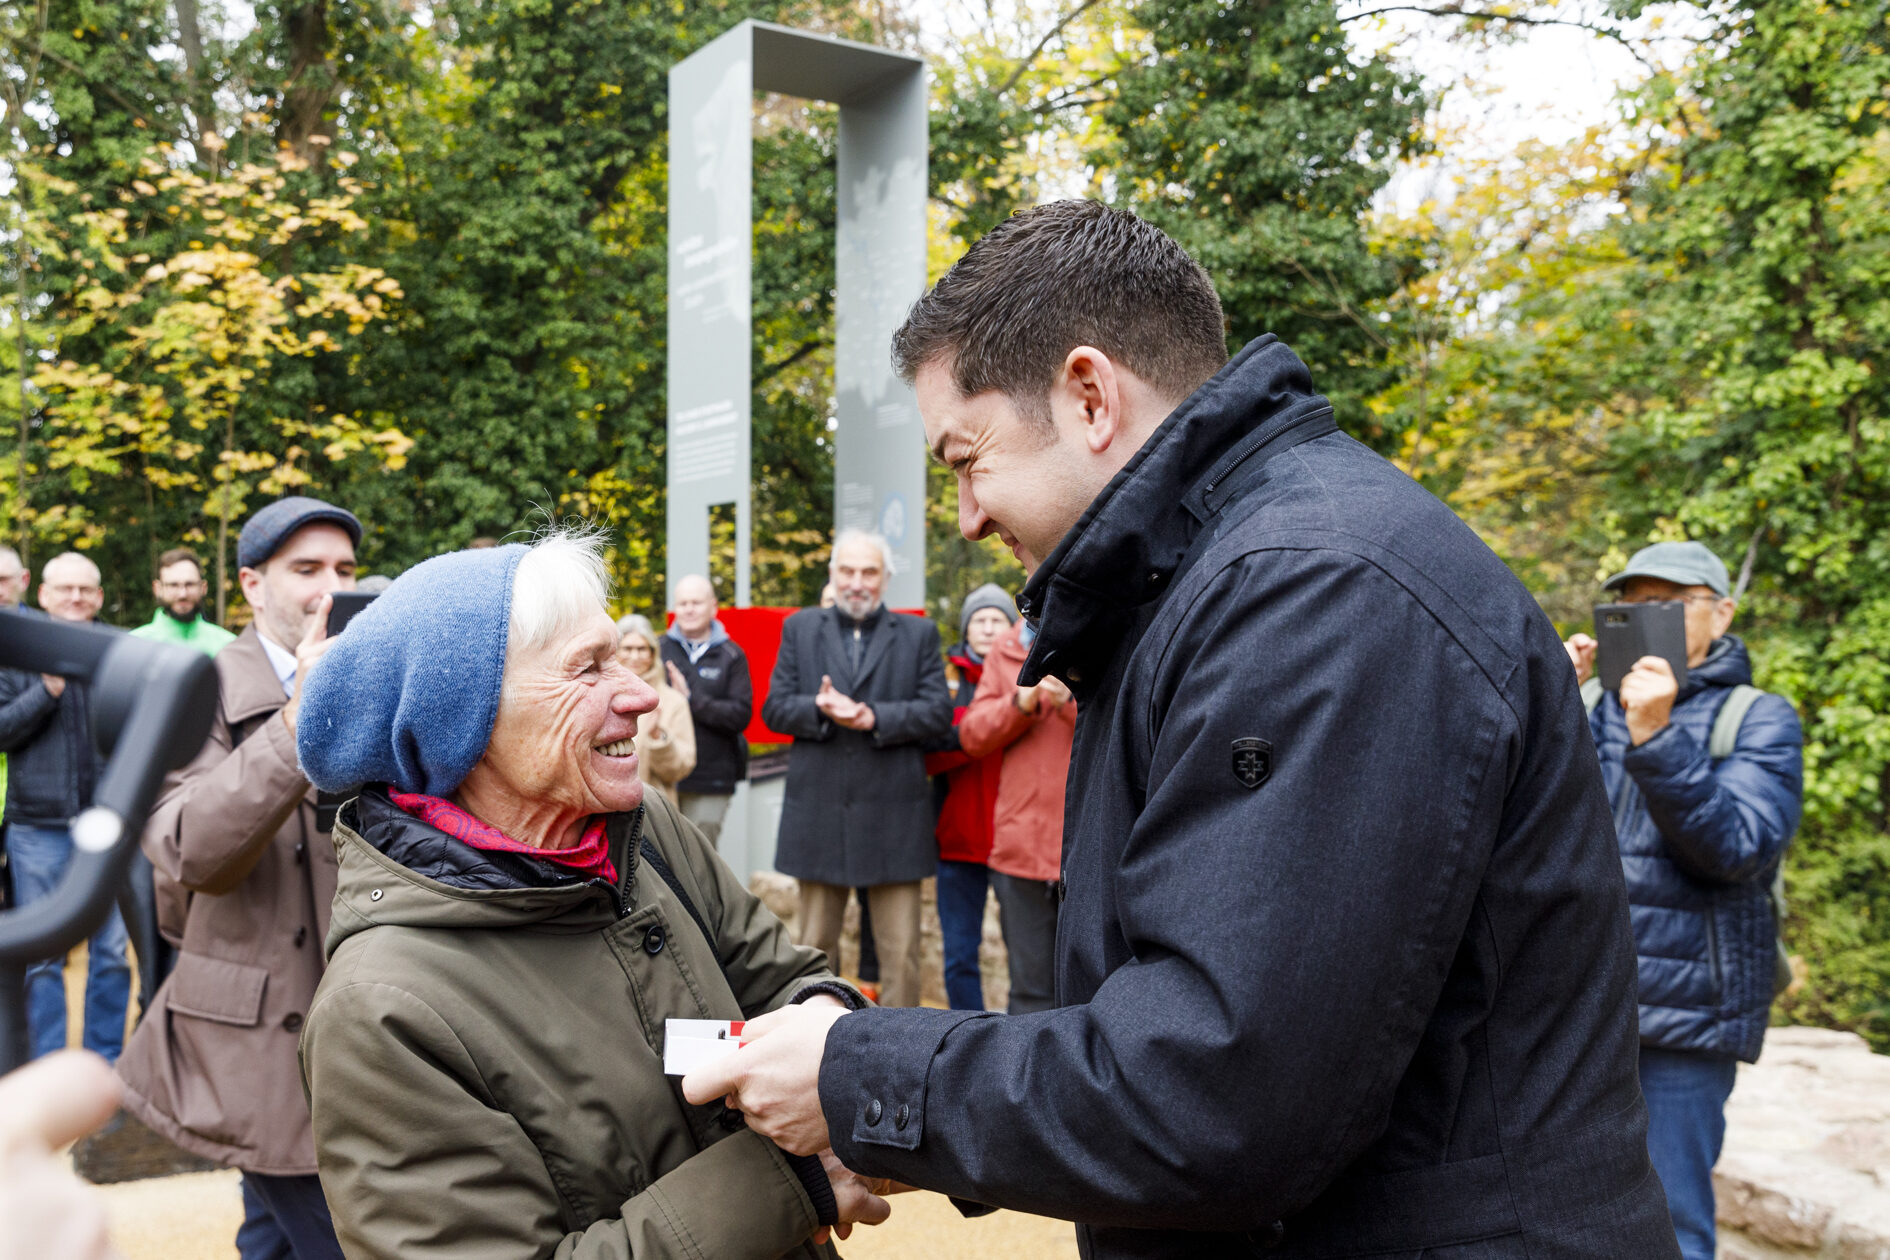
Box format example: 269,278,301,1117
812,1150,895,1244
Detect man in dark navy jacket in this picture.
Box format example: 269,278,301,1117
688,201,1678,1258
1566,542,1803,1260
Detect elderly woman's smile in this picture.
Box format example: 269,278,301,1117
454,607,661,850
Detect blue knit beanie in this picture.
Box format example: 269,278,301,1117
297,544,528,796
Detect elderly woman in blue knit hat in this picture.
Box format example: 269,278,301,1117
292,530,889,1260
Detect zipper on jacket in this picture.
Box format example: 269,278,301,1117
1703,900,1724,1000
582,806,648,920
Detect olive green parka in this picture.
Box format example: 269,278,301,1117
300,786,854,1260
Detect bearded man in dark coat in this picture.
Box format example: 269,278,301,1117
691,201,1680,1260
763,530,952,1009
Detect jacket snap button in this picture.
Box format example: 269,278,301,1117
865,1099,883,1125
369,889,383,902
718,1106,746,1131
282,1012,303,1032
894,1103,910,1131
643,925,666,955
293,927,307,948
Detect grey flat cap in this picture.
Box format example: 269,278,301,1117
1602,541,1730,597
237,496,362,570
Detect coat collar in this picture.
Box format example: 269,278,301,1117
822,603,893,693
218,625,292,727
1017,335,1336,690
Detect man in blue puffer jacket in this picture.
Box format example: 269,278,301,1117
1566,541,1803,1260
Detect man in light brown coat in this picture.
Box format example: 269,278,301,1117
117,497,360,1260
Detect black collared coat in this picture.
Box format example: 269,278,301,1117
817,336,1679,1258
763,605,952,887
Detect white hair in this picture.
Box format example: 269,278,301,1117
615,612,659,649
507,525,612,656
829,529,894,573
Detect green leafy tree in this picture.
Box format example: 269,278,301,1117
1104,0,1428,438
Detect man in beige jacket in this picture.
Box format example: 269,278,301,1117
117,496,360,1260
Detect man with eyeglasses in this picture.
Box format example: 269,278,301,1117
1565,541,1804,1260
130,547,235,657
0,552,132,1062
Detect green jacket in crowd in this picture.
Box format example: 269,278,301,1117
300,785,852,1260
129,608,236,657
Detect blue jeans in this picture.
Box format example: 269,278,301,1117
238,1173,345,1260
936,859,989,1010
7,822,131,1062
1640,1046,1738,1260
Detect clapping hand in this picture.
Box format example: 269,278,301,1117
1564,633,1597,684
815,675,876,732
665,661,691,698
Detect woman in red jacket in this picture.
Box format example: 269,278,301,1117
956,618,1076,1015
924,585,1017,1010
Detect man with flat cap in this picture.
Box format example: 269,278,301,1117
118,496,360,1260
1565,540,1803,1260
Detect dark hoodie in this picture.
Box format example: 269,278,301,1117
1589,634,1803,1061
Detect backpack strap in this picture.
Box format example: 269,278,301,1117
1709,684,1763,760
1704,683,1795,995
1580,676,1604,715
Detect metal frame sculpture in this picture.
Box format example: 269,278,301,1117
667,21,928,608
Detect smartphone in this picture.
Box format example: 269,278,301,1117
325,591,379,637
1594,601,1688,693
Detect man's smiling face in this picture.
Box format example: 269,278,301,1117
917,359,1098,574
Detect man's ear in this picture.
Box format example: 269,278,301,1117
1713,598,1737,638
1052,346,1125,455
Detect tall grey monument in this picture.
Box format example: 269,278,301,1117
667,22,928,609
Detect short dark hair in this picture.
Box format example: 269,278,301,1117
156,547,204,580
891,200,1228,419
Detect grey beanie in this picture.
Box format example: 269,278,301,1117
959,583,1019,641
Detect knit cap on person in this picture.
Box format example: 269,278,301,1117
958,583,1019,641
296,544,528,797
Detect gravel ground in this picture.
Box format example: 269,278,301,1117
53,949,1075,1259
96,1168,1079,1259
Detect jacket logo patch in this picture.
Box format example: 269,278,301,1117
1232,738,1272,789
697,667,721,680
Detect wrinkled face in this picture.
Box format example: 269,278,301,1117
829,538,886,620
917,360,1098,573
673,576,717,638
239,524,357,648
154,559,207,619
1618,576,1736,668
484,608,657,816
616,629,658,678
965,607,1011,658
39,556,104,623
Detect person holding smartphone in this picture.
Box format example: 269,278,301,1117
117,496,360,1260
1566,541,1804,1260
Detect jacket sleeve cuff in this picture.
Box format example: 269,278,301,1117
785,1152,837,1225
793,980,870,1011
1623,721,1703,784
819,1006,991,1161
